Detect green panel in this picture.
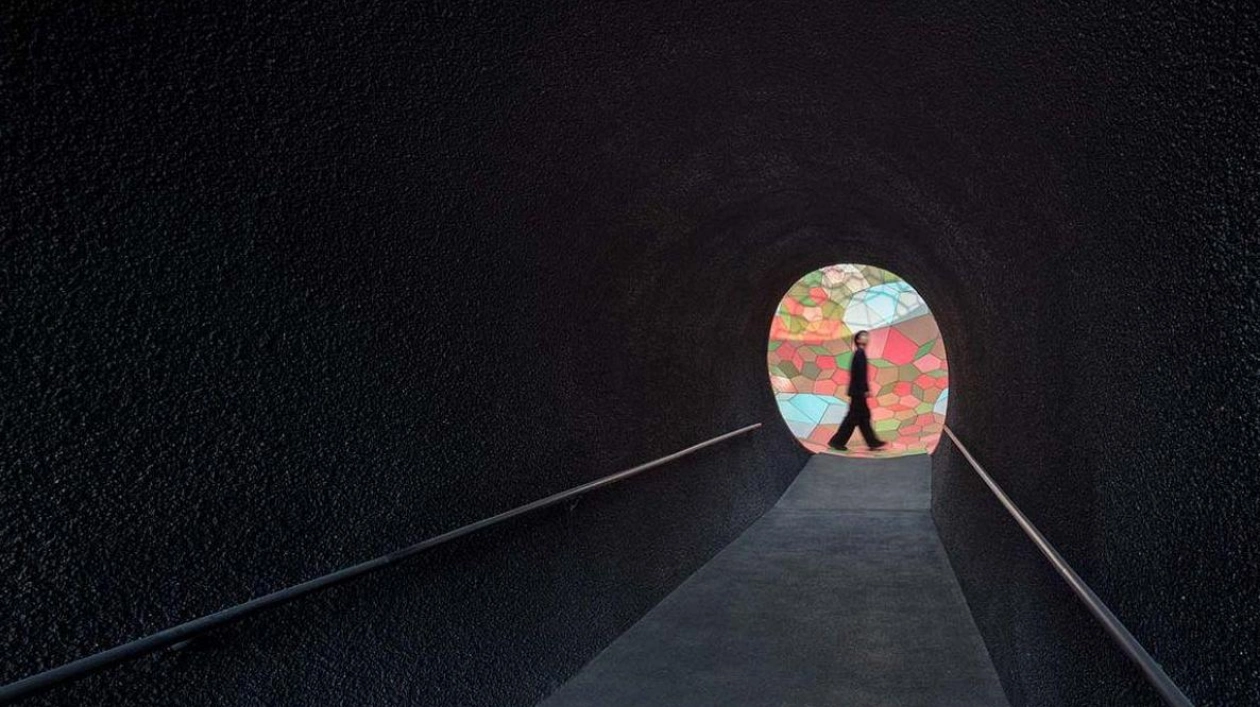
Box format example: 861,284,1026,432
915,338,936,358
874,419,900,432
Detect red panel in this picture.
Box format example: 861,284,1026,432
882,327,917,365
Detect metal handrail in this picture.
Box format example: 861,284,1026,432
941,425,1194,707
0,423,762,704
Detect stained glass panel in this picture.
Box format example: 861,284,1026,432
768,263,949,457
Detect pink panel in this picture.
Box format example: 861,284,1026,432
865,327,890,358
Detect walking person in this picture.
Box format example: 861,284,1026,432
828,330,887,451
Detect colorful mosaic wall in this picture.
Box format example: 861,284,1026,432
768,264,949,457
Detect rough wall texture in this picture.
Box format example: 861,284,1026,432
3,2,1256,706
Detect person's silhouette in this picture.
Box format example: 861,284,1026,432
828,330,887,452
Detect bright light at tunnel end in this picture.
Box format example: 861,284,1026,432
768,263,949,458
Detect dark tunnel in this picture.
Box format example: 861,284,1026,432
3,3,1257,706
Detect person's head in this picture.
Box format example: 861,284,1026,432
853,330,869,349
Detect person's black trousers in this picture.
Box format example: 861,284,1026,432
828,395,882,448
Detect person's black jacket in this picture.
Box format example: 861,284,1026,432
847,349,869,397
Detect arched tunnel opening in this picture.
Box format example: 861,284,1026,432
769,263,949,457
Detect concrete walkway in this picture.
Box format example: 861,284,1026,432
539,453,1009,707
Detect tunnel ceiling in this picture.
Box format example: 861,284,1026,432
4,3,1258,706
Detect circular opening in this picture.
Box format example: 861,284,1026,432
768,263,949,457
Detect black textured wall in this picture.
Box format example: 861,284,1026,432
3,2,1256,706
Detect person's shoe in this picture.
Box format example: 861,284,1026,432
828,443,848,451
869,441,888,451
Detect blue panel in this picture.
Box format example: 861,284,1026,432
785,420,817,438
788,393,833,423
776,395,815,423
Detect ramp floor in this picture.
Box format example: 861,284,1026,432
539,453,1009,707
